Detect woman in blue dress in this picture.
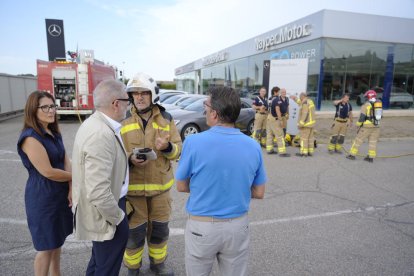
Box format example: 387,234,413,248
17,91,73,276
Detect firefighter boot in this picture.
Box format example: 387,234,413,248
150,262,174,276
346,154,356,160
364,156,374,163
295,153,307,157
127,268,140,276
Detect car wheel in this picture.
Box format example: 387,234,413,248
247,120,254,135
400,102,412,109
181,124,200,140
356,97,362,106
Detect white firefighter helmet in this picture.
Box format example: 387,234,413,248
126,72,159,103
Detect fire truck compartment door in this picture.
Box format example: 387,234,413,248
77,64,89,95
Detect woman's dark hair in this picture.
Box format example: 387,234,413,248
208,86,241,124
23,91,60,136
271,86,280,95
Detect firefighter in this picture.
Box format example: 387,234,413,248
279,88,290,136
268,86,280,146
121,73,182,276
266,87,290,157
290,92,316,157
328,93,353,154
346,90,382,163
252,86,269,146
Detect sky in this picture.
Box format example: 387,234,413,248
1,0,414,81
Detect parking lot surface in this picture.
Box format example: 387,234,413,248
1,116,414,275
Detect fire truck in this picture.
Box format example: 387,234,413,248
37,54,117,117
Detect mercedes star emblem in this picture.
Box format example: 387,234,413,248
48,24,62,37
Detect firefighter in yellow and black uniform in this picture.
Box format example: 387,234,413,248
121,73,181,276
290,92,316,157
266,87,290,157
346,90,382,163
328,93,353,154
252,86,268,146
278,88,290,136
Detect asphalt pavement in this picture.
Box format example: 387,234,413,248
1,116,414,276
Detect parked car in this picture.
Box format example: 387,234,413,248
170,98,255,140
161,94,206,111
356,87,413,109
157,89,187,103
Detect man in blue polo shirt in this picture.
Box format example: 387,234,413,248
176,86,267,276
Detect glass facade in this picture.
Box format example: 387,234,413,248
175,71,197,93
176,39,414,110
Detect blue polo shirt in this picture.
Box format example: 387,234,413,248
176,126,267,218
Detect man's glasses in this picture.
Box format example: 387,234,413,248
38,104,58,113
112,98,132,105
131,91,151,97
203,100,212,109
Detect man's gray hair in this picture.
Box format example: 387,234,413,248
93,79,126,109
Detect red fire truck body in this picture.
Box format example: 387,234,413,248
37,59,116,115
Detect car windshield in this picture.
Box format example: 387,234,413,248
177,97,203,108
183,98,204,112
162,95,183,104
159,93,181,102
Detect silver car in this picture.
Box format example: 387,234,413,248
170,97,255,140
356,86,413,109
161,94,207,111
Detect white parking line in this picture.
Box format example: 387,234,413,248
0,159,21,162
1,202,411,258
0,150,17,155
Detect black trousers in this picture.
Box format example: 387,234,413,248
86,197,129,276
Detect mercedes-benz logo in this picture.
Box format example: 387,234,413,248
48,24,62,37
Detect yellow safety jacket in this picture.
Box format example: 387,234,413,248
296,98,316,128
356,102,378,128
121,105,182,197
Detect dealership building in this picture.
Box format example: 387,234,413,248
174,10,414,110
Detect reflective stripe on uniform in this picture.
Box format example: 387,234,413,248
124,248,144,266
149,244,168,260
303,100,315,127
128,179,174,192
152,122,170,132
363,104,374,125
121,123,140,135
163,143,179,159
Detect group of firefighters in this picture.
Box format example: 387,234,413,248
251,86,383,162
110,73,383,276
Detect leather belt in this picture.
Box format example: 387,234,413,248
189,214,245,222
256,112,267,114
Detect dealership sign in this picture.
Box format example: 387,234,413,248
255,23,312,51
202,52,228,66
